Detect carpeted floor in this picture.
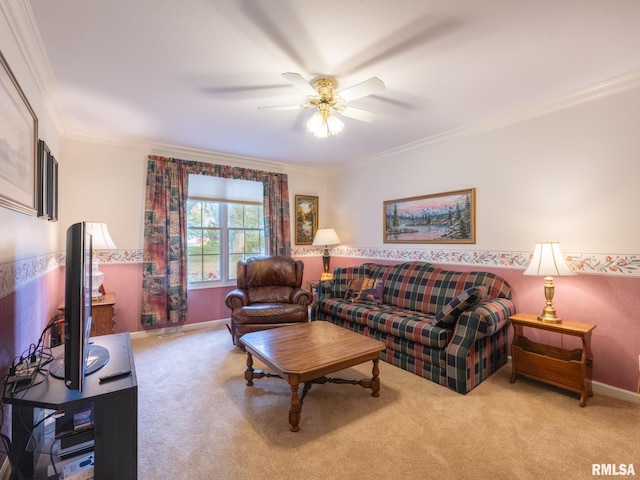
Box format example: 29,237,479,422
132,321,639,480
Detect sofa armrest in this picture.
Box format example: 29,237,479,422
291,287,313,307
445,298,515,393
464,298,515,339
225,289,249,309
316,280,335,300
448,298,515,346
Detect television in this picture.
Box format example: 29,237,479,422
50,222,109,390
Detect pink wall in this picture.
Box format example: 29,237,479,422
0,268,64,378
98,263,236,334
3,256,635,394
303,257,640,394
99,257,325,334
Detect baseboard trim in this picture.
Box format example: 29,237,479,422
129,318,230,340
592,380,640,404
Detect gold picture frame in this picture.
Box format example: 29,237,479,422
294,195,318,245
383,188,476,244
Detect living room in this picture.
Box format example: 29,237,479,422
1,1,639,478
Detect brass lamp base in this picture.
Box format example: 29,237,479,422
538,276,562,323
537,308,562,323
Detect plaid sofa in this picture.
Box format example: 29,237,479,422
312,262,516,394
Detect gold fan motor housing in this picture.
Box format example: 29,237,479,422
310,78,343,112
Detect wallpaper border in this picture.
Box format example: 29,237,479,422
291,246,640,277
1,247,638,300
0,250,142,300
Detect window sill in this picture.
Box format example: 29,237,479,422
188,281,236,290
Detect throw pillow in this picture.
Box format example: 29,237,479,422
433,285,489,327
356,277,384,304
344,277,378,303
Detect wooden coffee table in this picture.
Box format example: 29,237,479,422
239,321,385,432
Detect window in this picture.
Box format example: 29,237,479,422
187,176,264,286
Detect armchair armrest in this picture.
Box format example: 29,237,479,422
225,289,249,309
291,287,313,307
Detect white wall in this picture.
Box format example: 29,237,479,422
59,138,328,249
0,3,62,264
328,84,640,256
59,138,148,248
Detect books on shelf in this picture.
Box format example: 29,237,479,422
49,404,95,477
55,404,94,438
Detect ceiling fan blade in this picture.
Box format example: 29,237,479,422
339,106,380,123
338,77,385,102
282,72,318,97
258,104,305,111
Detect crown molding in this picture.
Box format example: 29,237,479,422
346,69,640,170
1,0,68,134
7,0,640,175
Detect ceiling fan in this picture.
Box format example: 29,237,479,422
258,72,385,138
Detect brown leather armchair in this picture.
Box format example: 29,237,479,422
225,256,313,347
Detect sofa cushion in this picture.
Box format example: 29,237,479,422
343,276,384,304
381,262,440,313
317,298,390,326
365,309,450,348
433,285,489,327
344,276,378,302
331,265,370,298
357,277,384,304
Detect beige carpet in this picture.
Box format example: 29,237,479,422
132,322,639,480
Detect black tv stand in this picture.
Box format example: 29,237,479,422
2,333,137,479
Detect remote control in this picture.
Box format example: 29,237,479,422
99,370,131,383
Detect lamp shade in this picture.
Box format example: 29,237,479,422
86,222,118,250
523,242,575,277
312,228,341,246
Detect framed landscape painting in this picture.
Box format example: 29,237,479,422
294,195,318,245
383,188,476,244
0,50,38,216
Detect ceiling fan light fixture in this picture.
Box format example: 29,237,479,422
306,112,344,138
306,112,324,134
261,72,384,138
326,114,344,134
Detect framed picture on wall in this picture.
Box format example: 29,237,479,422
47,153,58,222
0,50,38,216
383,188,476,244
37,139,49,218
294,195,318,245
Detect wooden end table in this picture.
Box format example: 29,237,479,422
58,292,116,336
239,321,385,432
509,313,595,406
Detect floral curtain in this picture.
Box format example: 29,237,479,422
141,155,291,326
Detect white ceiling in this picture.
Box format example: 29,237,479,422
27,0,640,168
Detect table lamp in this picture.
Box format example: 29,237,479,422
86,222,117,301
312,228,341,276
523,241,575,323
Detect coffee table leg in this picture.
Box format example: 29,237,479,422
288,376,301,432
245,353,254,386
371,359,380,397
